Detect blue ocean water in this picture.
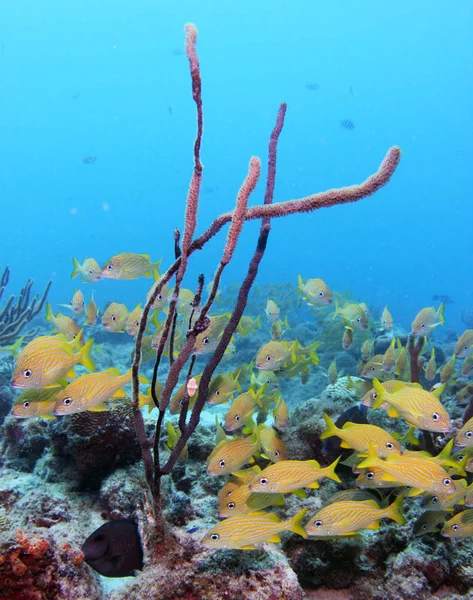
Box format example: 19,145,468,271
1,0,472,333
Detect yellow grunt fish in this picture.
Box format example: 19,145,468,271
175,288,201,318
394,346,411,380
202,508,308,549
371,378,451,433
414,510,450,537
85,294,99,326
224,389,264,432
237,314,262,337
357,444,458,496
10,388,63,419
101,253,161,280
255,340,296,371
380,305,393,331
355,467,404,489
361,339,374,362
207,436,259,476
45,303,83,343
102,302,128,333
342,326,354,350
11,335,95,389
456,384,473,406
382,339,397,374
265,299,280,323
207,373,241,405
272,394,289,430
259,425,288,462
411,303,445,336
305,495,405,537
71,290,85,316
147,278,172,311
166,421,188,461
297,275,332,306
271,316,289,341
320,414,402,458
361,380,421,410
361,355,385,379
71,257,102,283
248,457,341,494
454,417,473,449
424,348,437,382
461,356,473,377
194,314,231,355
126,303,143,337
251,371,280,395
439,354,456,384
333,301,368,330
455,330,473,359
169,374,202,415
442,510,473,539
53,367,139,415
421,479,468,511
218,471,285,518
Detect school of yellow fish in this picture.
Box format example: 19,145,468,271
6,253,473,548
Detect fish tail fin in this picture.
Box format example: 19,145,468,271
306,341,320,365
385,494,405,525
332,299,340,320
356,444,380,470
152,258,162,277
288,507,308,538
437,302,445,325
372,378,387,410
138,392,151,411
79,338,95,371
45,302,53,322
297,274,304,293
71,257,81,279
255,314,262,329
8,336,24,358
325,455,342,483
319,413,340,440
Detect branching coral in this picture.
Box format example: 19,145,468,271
0,266,51,347
130,23,401,537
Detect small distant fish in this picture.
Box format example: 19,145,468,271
382,339,397,374
83,154,97,164
340,119,355,130
411,303,445,336
305,82,320,91
424,348,437,382
166,421,188,461
380,305,393,331
342,326,354,350
461,356,473,377
71,257,102,283
126,303,143,337
305,495,404,537
11,335,95,389
456,330,473,359
202,508,308,550
349,85,355,96
248,457,341,494
271,316,289,340
147,277,171,311
237,314,261,336
102,302,128,333
71,290,85,316
207,372,241,405
85,294,99,326
101,253,161,280
265,299,280,323
457,384,473,406
168,105,173,115
333,301,368,330
328,360,338,385
361,339,374,362
45,303,83,343
414,511,450,537
82,520,143,577
272,393,289,430
432,294,454,305
0,337,24,359
297,276,332,306
259,424,288,462
439,354,456,385
71,92,81,100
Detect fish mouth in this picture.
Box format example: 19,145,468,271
10,380,24,389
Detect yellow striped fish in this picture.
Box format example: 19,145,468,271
102,302,128,333
361,380,421,410
169,374,202,415
218,479,285,518
101,253,161,280
11,335,95,389
456,330,473,359
53,367,137,415
461,356,473,377
71,290,85,316
259,425,288,462
297,275,333,306
454,417,473,448
421,479,468,511
355,467,404,489
357,444,459,495
248,457,341,494
411,303,445,336
371,378,451,433
45,303,83,343
202,508,308,549
207,372,241,405
85,294,99,326
126,303,143,337
10,388,62,419
207,436,258,476
224,389,263,432
305,495,404,536
424,348,437,382
439,354,456,384
442,510,473,539
272,394,289,430
320,413,402,458
361,355,385,379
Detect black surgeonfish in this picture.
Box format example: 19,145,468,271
82,520,143,577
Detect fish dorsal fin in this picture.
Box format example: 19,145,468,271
307,459,321,469
358,499,380,508
432,383,446,398
105,367,122,376
260,513,281,523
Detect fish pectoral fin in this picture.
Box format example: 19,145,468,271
365,521,380,530
266,534,281,543
112,388,127,398
407,488,424,497
87,403,109,412
339,441,352,449
387,407,400,418
292,489,307,499
65,368,76,379
306,482,320,489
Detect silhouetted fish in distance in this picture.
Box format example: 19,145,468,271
340,119,355,130
82,520,143,578
83,154,97,164
433,294,454,305
322,405,369,460
306,82,320,91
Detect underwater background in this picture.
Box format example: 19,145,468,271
1,1,473,600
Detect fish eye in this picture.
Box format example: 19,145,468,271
89,269,94,274
372,393,378,400
420,322,425,328
111,315,117,321
203,337,209,345
215,390,220,396
135,321,139,327
314,520,323,527
357,317,361,322
366,472,374,479
452,524,459,532
23,369,32,378
266,355,271,362
218,459,226,468
63,397,72,406
158,294,163,301
227,502,235,510
443,478,452,486
235,415,240,421
266,379,271,384
210,533,220,540
432,413,440,421
23,401,30,408
386,442,394,450
457,455,464,461
259,477,269,485
318,291,324,296
431,496,438,504
464,345,468,351
466,432,472,438
275,450,280,456
421,524,427,530
106,264,114,270
370,366,375,372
